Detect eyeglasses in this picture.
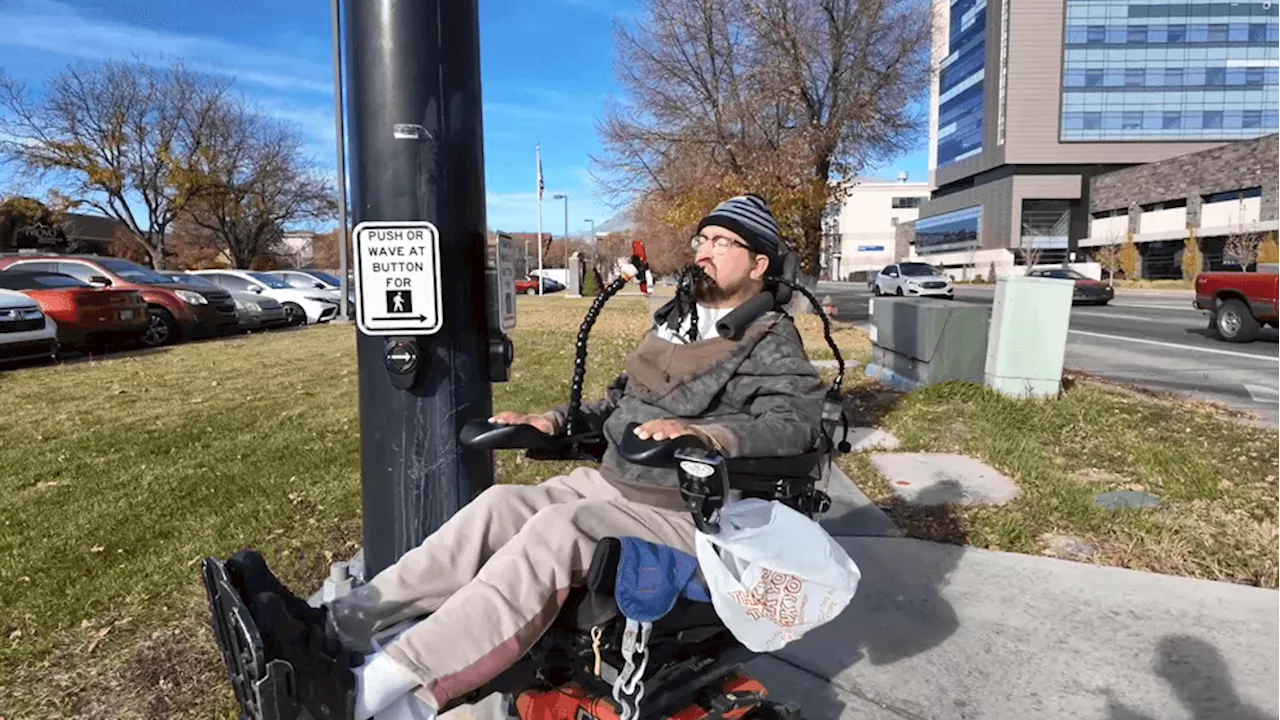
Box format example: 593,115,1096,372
690,234,751,254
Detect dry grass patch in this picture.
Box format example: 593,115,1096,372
838,379,1278,587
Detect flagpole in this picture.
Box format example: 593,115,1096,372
536,143,544,296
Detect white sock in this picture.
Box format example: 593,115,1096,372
353,652,422,720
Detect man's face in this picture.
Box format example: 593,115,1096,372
691,225,770,304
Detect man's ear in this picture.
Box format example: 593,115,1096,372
749,254,770,281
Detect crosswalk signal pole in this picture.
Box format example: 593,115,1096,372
343,0,506,578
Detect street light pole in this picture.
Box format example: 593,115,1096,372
330,0,350,320
552,194,568,249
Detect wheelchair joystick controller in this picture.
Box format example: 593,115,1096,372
673,446,731,534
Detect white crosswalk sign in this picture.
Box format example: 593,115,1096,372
353,220,443,336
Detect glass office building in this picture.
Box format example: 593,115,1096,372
936,0,988,166
1061,0,1280,141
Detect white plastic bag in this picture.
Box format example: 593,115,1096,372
694,498,860,652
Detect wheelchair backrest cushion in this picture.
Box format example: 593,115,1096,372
614,536,711,624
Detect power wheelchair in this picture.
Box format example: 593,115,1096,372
202,251,852,720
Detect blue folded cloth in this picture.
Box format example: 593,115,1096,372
613,536,711,624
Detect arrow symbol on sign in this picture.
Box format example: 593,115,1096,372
372,315,428,322
388,352,414,363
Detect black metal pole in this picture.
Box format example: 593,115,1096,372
344,0,494,578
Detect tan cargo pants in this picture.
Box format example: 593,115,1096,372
327,467,697,710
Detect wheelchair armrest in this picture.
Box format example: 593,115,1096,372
723,451,826,480
618,422,825,479
459,418,564,453
616,422,708,467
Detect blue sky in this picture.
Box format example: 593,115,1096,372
0,0,929,235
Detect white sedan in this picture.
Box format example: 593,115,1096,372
873,263,954,299
188,270,339,326
0,288,58,364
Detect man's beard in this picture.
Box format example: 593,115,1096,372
691,264,732,304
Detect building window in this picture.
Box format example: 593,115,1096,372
1092,208,1128,219
1060,0,1279,142
935,0,986,167
1141,199,1187,212
891,196,923,209
915,206,982,255
1202,187,1263,204
1021,200,1072,249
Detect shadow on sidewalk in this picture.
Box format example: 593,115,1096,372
772,482,968,717
1106,635,1277,720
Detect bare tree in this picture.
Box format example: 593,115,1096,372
185,107,336,270
1095,243,1121,286
1019,237,1045,276
0,59,234,269
1223,227,1265,271
633,192,696,276
594,0,932,277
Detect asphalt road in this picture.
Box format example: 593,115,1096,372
817,282,1280,426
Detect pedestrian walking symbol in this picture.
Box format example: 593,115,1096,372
386,290,413,314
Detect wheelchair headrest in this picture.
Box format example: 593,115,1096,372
769,250,799,306
715,249,800,340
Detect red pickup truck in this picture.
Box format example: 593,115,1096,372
1194,266,1279,342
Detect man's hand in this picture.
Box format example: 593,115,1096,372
633,418,702,442
490,411,556,435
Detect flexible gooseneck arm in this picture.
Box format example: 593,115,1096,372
776,278,846,393
566,256,648,436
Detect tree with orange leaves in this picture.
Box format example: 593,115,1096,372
594,0,932,277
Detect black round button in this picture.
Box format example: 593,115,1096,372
384,340,419,375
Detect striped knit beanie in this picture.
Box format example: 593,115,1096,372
697,194,783,273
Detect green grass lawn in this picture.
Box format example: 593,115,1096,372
0,295,863,719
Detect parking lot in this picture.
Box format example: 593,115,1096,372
0,255,352,369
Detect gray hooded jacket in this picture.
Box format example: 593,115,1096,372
543,305,826,507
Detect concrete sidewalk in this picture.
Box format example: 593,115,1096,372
742,468,1280,720
750,536,1278,719
443,465,1278,720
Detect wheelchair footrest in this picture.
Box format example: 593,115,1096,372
201,557,300,720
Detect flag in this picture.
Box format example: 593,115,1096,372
536,143,544,200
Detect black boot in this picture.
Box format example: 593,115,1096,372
253,591,359,720
226,550,362,666
226,550,322,622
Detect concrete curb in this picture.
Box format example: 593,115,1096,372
864,363,919,391
819,461,902,538
812,358,861,371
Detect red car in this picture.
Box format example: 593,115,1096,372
514,276,564,295
1195,268,1279,342
0,270,150,348
0,254,240,346
1027,268,1115,305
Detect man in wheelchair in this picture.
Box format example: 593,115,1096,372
204,195,835,720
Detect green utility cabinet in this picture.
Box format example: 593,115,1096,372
983,275,1074,399
867,297,992,388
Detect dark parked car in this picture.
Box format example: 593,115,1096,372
1027,268,1114,306
0,255,240,346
